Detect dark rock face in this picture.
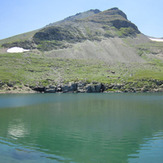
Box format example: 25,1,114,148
92,9,101,14
86,83,105,93
33,26,87,51
111,19,139,32
2,40,35,49
33,82,106,93
33,27,75,42
31,80,163,93
45,86,56,93
31,86,45,93
69,83,78,92
1,80,163,93
62,85,70,93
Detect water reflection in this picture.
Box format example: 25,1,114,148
0,93,163,162
8,122,29,140
129,131,163,163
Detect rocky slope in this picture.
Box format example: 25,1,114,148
0,7,163,93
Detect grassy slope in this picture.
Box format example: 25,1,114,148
0,30,38,46
0,47,163,92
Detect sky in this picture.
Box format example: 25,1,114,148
0,0,163,40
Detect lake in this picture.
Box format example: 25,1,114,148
0,93,163,163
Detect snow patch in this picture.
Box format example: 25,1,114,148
7,47,30,53
149,38,163,42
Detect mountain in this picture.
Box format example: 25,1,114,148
0,7,163,93
1,8,141,50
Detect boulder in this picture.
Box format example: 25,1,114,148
86,84,93,93
62,85,69,93
45,85,56,93
86,83,105,93
77,82,86,93
69,82,78,92
31,86,45,92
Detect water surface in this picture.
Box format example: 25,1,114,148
0,93,163,163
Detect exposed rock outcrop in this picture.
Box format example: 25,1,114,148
26,80,163,93
2,40,35,49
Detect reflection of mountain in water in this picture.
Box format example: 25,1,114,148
0,93,163,162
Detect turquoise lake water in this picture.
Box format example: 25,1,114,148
0,93,163,163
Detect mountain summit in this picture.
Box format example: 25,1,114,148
32,7,140,51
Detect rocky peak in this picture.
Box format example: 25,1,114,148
89,9,101,14
105,7,127,19
85,7,128,23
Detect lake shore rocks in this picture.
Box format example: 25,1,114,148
0,80,163,94
43,82,105,93
29,80,163,93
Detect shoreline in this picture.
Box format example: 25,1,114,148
0,90,163,94
1,80,163,94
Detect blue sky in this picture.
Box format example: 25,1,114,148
0,0,163,39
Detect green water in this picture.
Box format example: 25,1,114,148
0,93,163,163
